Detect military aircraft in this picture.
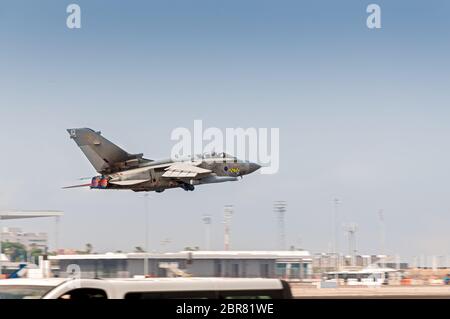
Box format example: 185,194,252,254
65,128,261,193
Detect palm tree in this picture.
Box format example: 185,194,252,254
29,243,43,262
85,243,93,254
134,246,145,253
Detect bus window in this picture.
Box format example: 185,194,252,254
218,290,285,299
219,281,292,299
125,290,215,299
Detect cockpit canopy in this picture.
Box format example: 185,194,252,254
191,152,237,160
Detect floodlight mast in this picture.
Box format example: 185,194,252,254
202,215,212,250
223,205,233,251
273,201,287,251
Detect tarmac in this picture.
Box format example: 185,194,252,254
291,284,450,299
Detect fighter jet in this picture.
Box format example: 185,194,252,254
65,128,261,193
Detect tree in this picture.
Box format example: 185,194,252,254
29,244,43,263
134,246,145,253
1,242,27,262
85,243,93,254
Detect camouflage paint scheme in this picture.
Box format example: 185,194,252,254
66,128,261,193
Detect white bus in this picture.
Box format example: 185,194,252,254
0,277,292,299
325,268,399,286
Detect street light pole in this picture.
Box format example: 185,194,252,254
0,219,2,275
55,216,60,254
333,198,341,271
144,193,149,276
378,209,385,267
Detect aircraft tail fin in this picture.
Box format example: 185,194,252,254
67,128,151,174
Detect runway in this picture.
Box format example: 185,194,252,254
291,284,450,299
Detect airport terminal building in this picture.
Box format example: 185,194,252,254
50,250,312,280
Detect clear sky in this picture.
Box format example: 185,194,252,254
1,1,449,261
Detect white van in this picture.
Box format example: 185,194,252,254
0,277,292,299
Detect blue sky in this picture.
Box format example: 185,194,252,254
0,1,449,261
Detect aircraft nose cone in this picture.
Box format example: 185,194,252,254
248,162,261,174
